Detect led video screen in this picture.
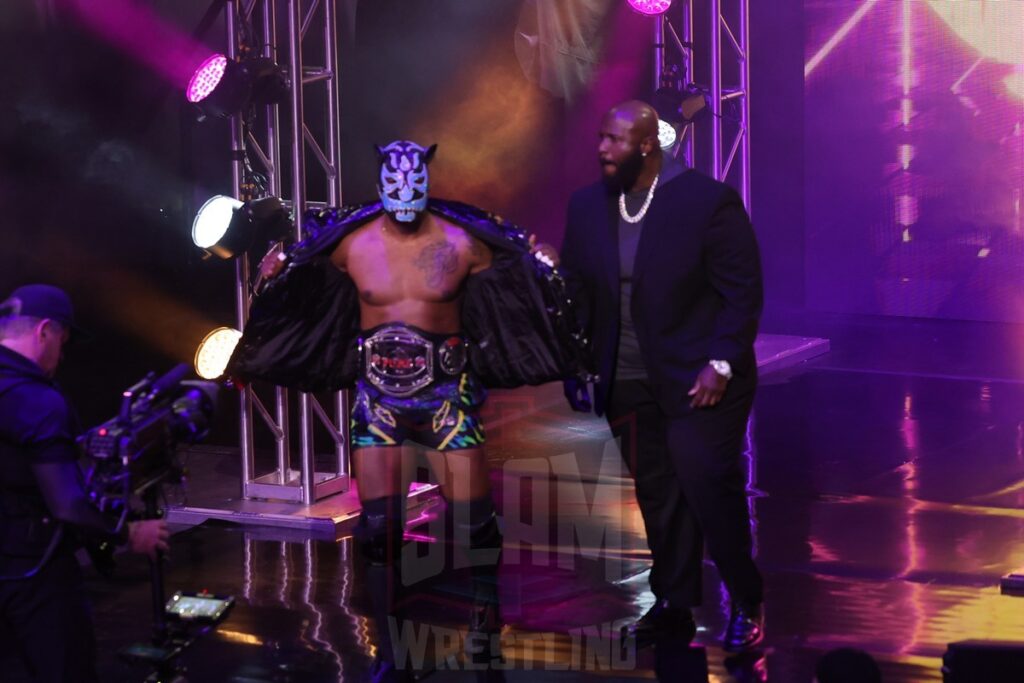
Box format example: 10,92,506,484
805,1,1023,321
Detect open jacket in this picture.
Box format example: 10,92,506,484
226,198,594,392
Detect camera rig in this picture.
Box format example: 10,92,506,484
78,364,226,681
80,363,217,529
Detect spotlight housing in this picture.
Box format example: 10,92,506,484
194,327,243,380
653,85,710,125
186,54,287,119
627,0,672,16
192,195,291,260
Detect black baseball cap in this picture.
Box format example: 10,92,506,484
0,284,90,341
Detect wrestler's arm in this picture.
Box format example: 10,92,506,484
528,234,559,268
257,242,288,281
329,233,350,272
467,235,493,274
256,221,353,287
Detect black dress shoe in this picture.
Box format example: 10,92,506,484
622,599,697,649
723,603,764,653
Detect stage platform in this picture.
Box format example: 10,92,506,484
165,332,829,533
754,332,830,376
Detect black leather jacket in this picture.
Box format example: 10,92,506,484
227,198,594,392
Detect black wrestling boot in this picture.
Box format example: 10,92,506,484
723,602,764,653
357,496,415,682
466,606,505,683
621,599,697,650
452,497,506,682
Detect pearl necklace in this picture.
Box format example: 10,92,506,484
619,173,659,224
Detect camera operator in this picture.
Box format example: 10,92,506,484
0,284,169,683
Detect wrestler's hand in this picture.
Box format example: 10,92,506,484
258,242,288,280
688,365,728,409
563,378,592,413
529,234,560,268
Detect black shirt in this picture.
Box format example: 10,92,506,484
0,346,77,481
0,345,79,573
616,159,685,381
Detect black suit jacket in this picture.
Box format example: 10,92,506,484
561,169,763,417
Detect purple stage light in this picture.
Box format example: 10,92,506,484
187,54,228,103
627,0,671,16
186,56,286,119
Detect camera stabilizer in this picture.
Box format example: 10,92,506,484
79,364,230,682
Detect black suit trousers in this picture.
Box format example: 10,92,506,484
606,377,763,608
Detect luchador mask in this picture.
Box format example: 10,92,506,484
375,140,437,223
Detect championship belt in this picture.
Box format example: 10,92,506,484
361,326,469,397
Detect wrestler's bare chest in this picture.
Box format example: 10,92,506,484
332,214,477,307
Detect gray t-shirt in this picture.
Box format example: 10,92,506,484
615,161,684,381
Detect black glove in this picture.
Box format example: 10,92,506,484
563,379,592,413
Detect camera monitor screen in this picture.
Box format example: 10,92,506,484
165,591,234,622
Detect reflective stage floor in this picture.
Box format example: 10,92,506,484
5,315,1024,681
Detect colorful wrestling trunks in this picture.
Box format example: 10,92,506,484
351,324,486,451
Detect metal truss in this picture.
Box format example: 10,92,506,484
226,0,349,506
198,0,752,511
653,0,751,210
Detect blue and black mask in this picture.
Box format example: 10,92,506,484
375,140,437,224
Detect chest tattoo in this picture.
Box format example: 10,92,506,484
414,240,459,289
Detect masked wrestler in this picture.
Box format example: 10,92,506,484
228,141,590,682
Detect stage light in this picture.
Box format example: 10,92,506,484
192,195,291,260
194,327,242,380
186,53,228,104
628,0,672,16
192,195,242,251
679,89,709,122
658,119,677,149
185,54,287,119
653,85,709,124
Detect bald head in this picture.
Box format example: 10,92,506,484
605,100,660,142
597,100,661,191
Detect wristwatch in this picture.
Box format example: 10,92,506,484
709,359,733,380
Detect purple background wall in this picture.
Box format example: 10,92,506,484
804,1,1024,323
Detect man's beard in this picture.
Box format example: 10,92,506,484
602,148,645,192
